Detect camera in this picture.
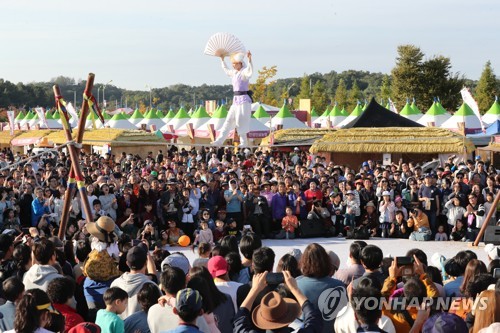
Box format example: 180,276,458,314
396,256,414,276
266,272,284,285
257,197,265,206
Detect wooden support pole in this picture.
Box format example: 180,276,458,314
53,74,95,239
473,190,500,246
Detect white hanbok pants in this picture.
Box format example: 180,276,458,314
214,102,251,145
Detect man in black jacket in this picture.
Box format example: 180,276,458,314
244,186,271,238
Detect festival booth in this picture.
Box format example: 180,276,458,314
129,109,144,125
312,107,331,128
10,130,56,154
441,103,483,134
137,109,166,131
207,105,228,134
399,101,423,122
104,113,137,129
41,111,63,129
329,104,347,128
482,98,500,126
476,136,500,169
267,103,308,130
162,109,176,125
0,131,21,149
310,127,475,169
44,129,167,156
260,128,336,152
252,105,271,125
417,101,451,127
310,107,319,125
336,103,364,128
468,120,500,146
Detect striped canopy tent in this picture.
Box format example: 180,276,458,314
340,107,349,117
337,103,364,128
121,112,130,119
207,105,229,131
155,110,165,118
14,111,26,125
441,103,483,134
82,110,104,129
19,111,34,127
183,105,211,138
187,108,194,116
399,101,422,122
417,101,451,127
137,108,165,130
27,113,41,128
310,107,319,124
437,101,448,114
482,98,500,125
252,105,271,124
105,112,137,129
161,107,190,133
42,111,62,129
329,104,347,128
268,103,307,129
312,106,331,128
163,109,176,124
251,102,280,112
129,109,144,125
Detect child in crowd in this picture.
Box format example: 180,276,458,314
483,192,496,226
166,288,204,333
445,196,466,234
344,191,358,230
450,219,467,241
225,218,241,241
213,220,225,242
192,242,211,268
276,206,298,239
435,225,448,241
96,287,128,333
192,220,214,247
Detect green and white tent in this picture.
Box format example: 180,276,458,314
137,108,165,129
162,107,190,132
337,103,364,128
329,104,347,128
208,105,229,130
310,107,319,124
106,112,136,129
19,111,34,127
185,106,211,137
83,110,104,129
268,103,307,129
441,103,483,132
312,107,331,128
163,109,176,124
340,107,349,117
482,98,500,125
129,109,144,125
14,111,26,125
43,110,62,129
417,101,451,127
399,101,422,122
252,105,271,125
27,113,40,128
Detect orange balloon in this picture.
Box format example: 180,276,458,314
178,235,190,247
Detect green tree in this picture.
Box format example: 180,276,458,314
421,56,464,110
334,79,348,109
347,80,363,111
297,74,311,100
311,81,328,112
250,66,278,104
378,75,391,102
475,61,498,112
391,45,424,108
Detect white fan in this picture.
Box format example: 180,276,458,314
204,32,246,57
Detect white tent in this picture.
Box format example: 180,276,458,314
267,104,307,129
441,103,483,133
251,102,280,112
105,113,137,129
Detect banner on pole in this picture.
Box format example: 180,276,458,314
7,111,15,135
461,87,485,132
35,107,48,129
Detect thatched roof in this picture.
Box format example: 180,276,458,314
310,127,475,154
15,130,55,140
261,128,336,146
0,131,22,145
45,129,166,146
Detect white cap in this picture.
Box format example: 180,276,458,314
485,243,500,260
382,191,391,197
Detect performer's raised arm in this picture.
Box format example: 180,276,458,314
221,55,233,77
241,50,253,80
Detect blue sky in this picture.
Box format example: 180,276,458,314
1,0,499,90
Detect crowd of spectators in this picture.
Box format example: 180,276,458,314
0,145,498,332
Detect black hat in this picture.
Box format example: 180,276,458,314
126,245,148,270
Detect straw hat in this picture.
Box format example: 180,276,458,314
252,291,301,330
86,216,117,243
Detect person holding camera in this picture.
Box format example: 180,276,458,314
407,208,431,241
381,256,439,333
244,186,271,239
224,179,244,229
180,188,196,241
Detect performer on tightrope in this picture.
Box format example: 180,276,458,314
212,51,253,147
